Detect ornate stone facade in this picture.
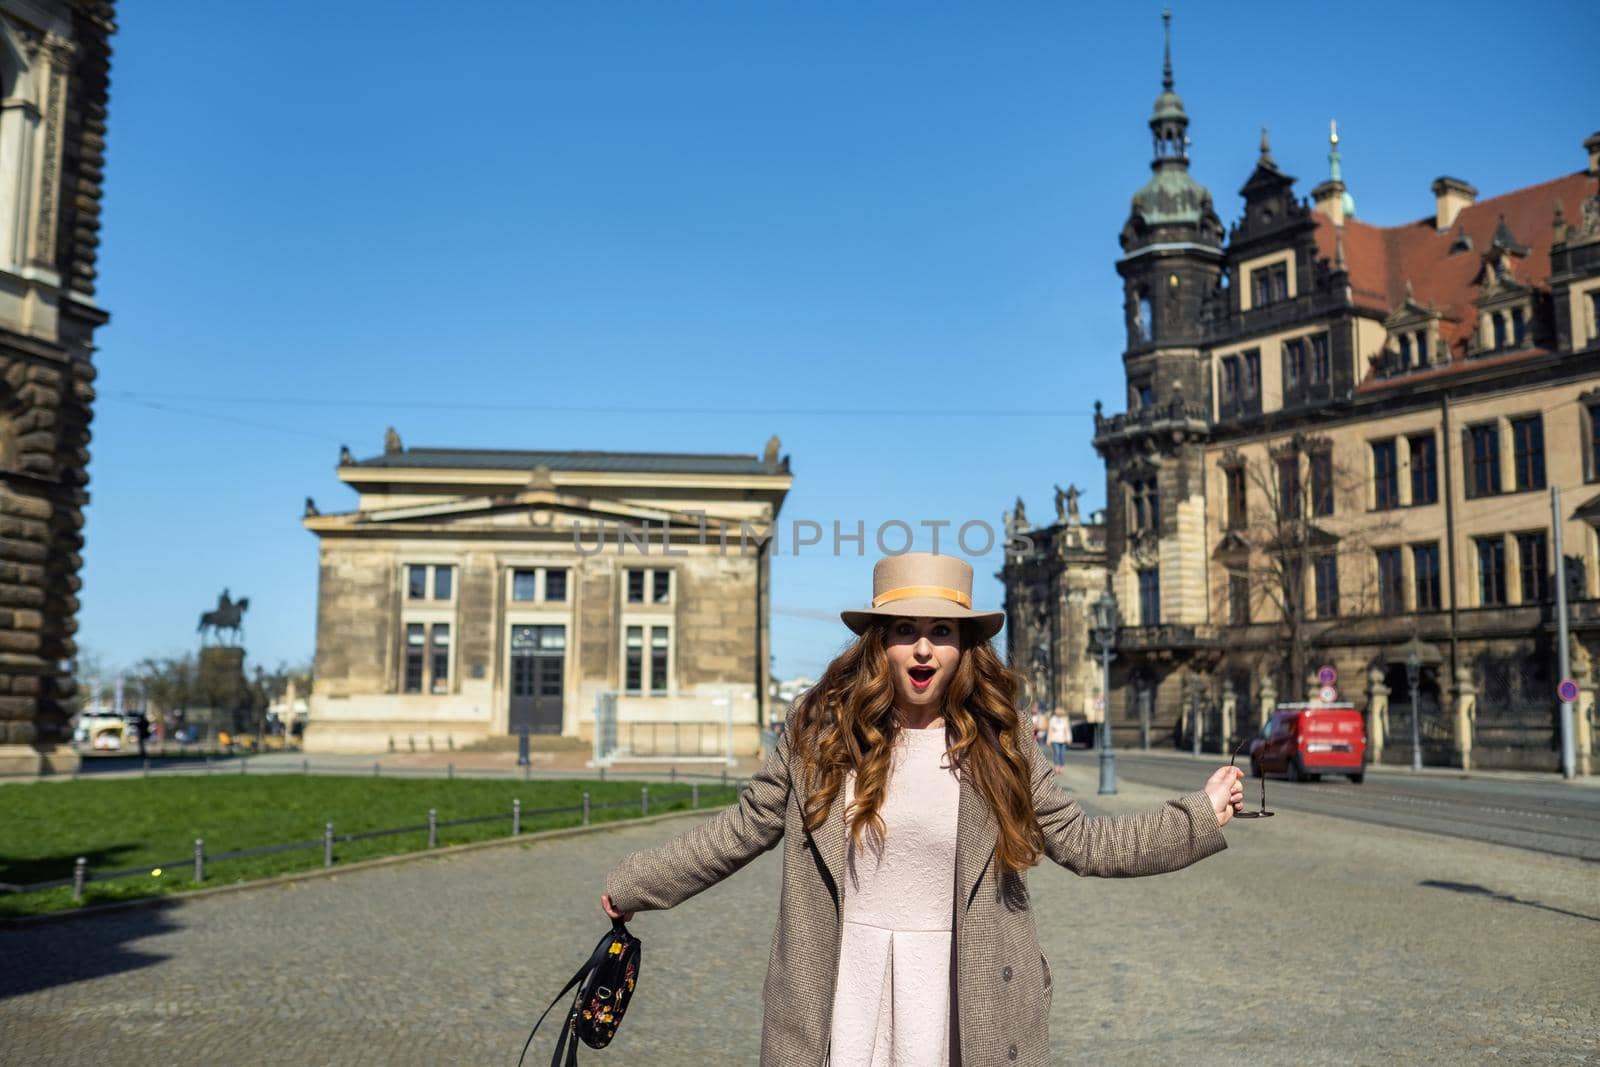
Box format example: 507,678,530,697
998,488,1108,729
0,1,115,776
302,434,791,754
1088,15,1600,772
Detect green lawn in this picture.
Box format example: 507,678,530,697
0,775,736,917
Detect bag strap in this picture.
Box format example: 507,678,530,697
518,920,630,1067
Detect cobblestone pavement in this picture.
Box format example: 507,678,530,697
2,760,1596,1065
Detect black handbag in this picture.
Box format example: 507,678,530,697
518,918,642,1067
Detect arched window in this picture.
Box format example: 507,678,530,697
1137,293,1154,342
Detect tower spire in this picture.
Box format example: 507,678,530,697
1161,8,1174,91
1328,119,1343,183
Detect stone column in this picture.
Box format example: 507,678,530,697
1257,670,1277,730
1220,678,1237,750
1572,637,1595,777
1365,665,1389,764
1450,664,1477,771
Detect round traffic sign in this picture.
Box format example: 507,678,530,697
1317,665,1337,687
1319,686,1338,704
1557,678,1580,703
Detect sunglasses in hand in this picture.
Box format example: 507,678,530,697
1229,737,1274,819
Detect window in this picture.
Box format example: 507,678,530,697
429,623,450,694
512,570,538,602
1315,554,1339,617
1413,543,1441,611
1138,569,1161,626
404,623,425,693
1137,294,1153,341
1251,262,1289,307
406,564,453,602
1476,536,1507,606
1310,332,1331,384
1283,338,1306,390
624,623,672,694
1511,306,1526,345
1377,548,1405,613
1222,358,1241,403
1229,572,1250,625
1590,402,1600,482
1310,451,1333,516
1492,312,1507,349
650,626,670,694
1134,381,1154,408
1277,455,1300,519
1517,531,1549,603
1131,478,1160,531
1591,291,1600,342
1467,424,1501,497
1398,334,1412,369
1413,329,1430,365
512,567,568,603
1511,415,1545,491
626,568,673,605
1225,465,1248,530
624,626,643,692
1372,439,1399,510
1244,350,1261,397
1409,435,1438,505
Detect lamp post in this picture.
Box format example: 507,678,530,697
1092,591,1119,795
1406,650,1422,773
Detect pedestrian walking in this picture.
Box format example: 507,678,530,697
601,552,1243,1065
1031,706,1048,755
1047,709,1071,774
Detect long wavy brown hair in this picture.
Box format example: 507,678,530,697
787,619,1043,873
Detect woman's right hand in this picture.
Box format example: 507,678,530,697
601,893,634,923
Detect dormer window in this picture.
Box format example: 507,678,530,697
1492,312,1507,350
1511,306,1526,345
1250,262,1289,307
1398,334,1412,369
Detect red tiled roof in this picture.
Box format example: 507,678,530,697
1311,171,1596,360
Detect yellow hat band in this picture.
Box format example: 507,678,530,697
872,585,972,609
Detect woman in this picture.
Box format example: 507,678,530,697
602,553,1243,1066
1046,707,1072,773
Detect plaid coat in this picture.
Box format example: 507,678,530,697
605,712,1227,1065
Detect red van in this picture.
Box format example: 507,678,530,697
1249,703,1366,784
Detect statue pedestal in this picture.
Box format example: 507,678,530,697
0,744,80,777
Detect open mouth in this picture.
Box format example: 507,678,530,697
908,666,936,691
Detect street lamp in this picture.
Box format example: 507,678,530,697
1406,650,1422,773
1091,591,1119,795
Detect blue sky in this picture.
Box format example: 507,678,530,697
79,0,1599,680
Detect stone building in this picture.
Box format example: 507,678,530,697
0,1,115,776
301,431,792,754
998,486,1108,730
1087,14,1600,772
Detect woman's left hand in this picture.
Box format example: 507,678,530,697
1204,765,1245,826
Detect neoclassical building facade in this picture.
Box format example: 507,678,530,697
1086,18,1599,771
0,1,115,776
302,431,791,754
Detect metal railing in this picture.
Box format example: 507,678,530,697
1,780,742,903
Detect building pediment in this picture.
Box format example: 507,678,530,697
1571,490,1600,525
303,488,744,536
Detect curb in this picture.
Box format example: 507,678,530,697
0,806,720,929
1109,746,1600,786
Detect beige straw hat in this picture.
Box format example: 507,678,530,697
840,552,1005,639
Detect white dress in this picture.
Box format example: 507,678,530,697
828,725,961,1067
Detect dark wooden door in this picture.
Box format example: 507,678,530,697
509,624,566,735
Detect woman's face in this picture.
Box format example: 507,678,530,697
883,617,962,714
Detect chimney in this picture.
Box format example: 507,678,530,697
1586,132,1600,176
1431,177,1477,232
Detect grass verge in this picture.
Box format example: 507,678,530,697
0,775,736,917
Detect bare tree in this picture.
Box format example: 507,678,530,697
1216,433,1400,696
